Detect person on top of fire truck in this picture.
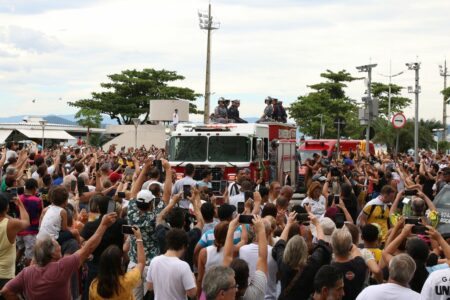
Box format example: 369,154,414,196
273,99,287,123
257,97,274,123
227,100,247,124
213,98,228,123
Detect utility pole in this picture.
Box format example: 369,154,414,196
198,3,220,124
440,60,449,142
356,63,377,157
378,60,404,119
406,62,421,163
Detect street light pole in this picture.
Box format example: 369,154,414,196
378,60,404,119
132,118,140,150
199,4,220,124
38,120,48,149
356,63,377,157
406,62,421,163
440,60,449,142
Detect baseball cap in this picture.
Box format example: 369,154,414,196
136,190,155,204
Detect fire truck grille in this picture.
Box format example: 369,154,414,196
193,166,223,181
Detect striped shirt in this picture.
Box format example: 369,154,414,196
198,225,243,247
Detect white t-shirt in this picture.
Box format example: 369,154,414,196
239,243,278,300
356,283,420,300
228,182,241,197
420,268,450,299
301,195,326,218
147,255,196,300
229,193,245,208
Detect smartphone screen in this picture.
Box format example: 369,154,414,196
335,213,345,228
70,180,77,192
122,225,134,235
107,200,116,214
117,192,126,198
239,215,254,224
404,190,418,196
296,213,309,223
153,160,162,171
334,195,340,205
8,187,17,196
183,185,192,198
17,186,25,196
237,202,245,214
244,191,253,201
220,180,228,194
95,162,100,170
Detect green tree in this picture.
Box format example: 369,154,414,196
75,108,103,145
69,68,201,125
371,82,412,118
443,86,450,103
289,70,362,138
373,118,442,152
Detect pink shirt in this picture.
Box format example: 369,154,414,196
5,253,80,300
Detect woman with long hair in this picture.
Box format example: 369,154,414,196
273,212,332,300
89,226,145,299
196,221,247,298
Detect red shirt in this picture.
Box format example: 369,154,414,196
5,254,80,300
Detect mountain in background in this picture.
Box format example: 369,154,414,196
0,114,117,126
0,114,261,126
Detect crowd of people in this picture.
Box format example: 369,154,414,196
0,140,449,299
211,96,287,124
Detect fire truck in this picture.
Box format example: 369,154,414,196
167,122,297,191
297,139,375,192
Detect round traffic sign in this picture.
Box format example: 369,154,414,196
392,113,406,129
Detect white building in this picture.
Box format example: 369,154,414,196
0,116,104,145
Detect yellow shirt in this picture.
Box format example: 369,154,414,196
89,267,141,300
362,197,390,242
0,218,16,279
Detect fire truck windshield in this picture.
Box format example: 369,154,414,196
208,136,250,162
169,136,207,162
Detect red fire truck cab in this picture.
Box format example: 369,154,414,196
167,123,297,191
297,139,375,192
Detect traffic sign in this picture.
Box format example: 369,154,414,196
392,113,406,129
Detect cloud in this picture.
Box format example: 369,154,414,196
0,0,448,123
0,26,63,53
0,0,101,14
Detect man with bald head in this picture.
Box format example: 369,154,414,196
239,217,278,299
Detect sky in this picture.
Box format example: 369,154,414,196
0,0,449,123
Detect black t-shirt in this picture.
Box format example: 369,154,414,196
422,178,435,200
409,262,429,293
80,217,127,264
332,256,367,300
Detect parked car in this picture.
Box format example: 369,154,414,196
434,185,450,238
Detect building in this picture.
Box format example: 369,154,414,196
0,116,104,146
